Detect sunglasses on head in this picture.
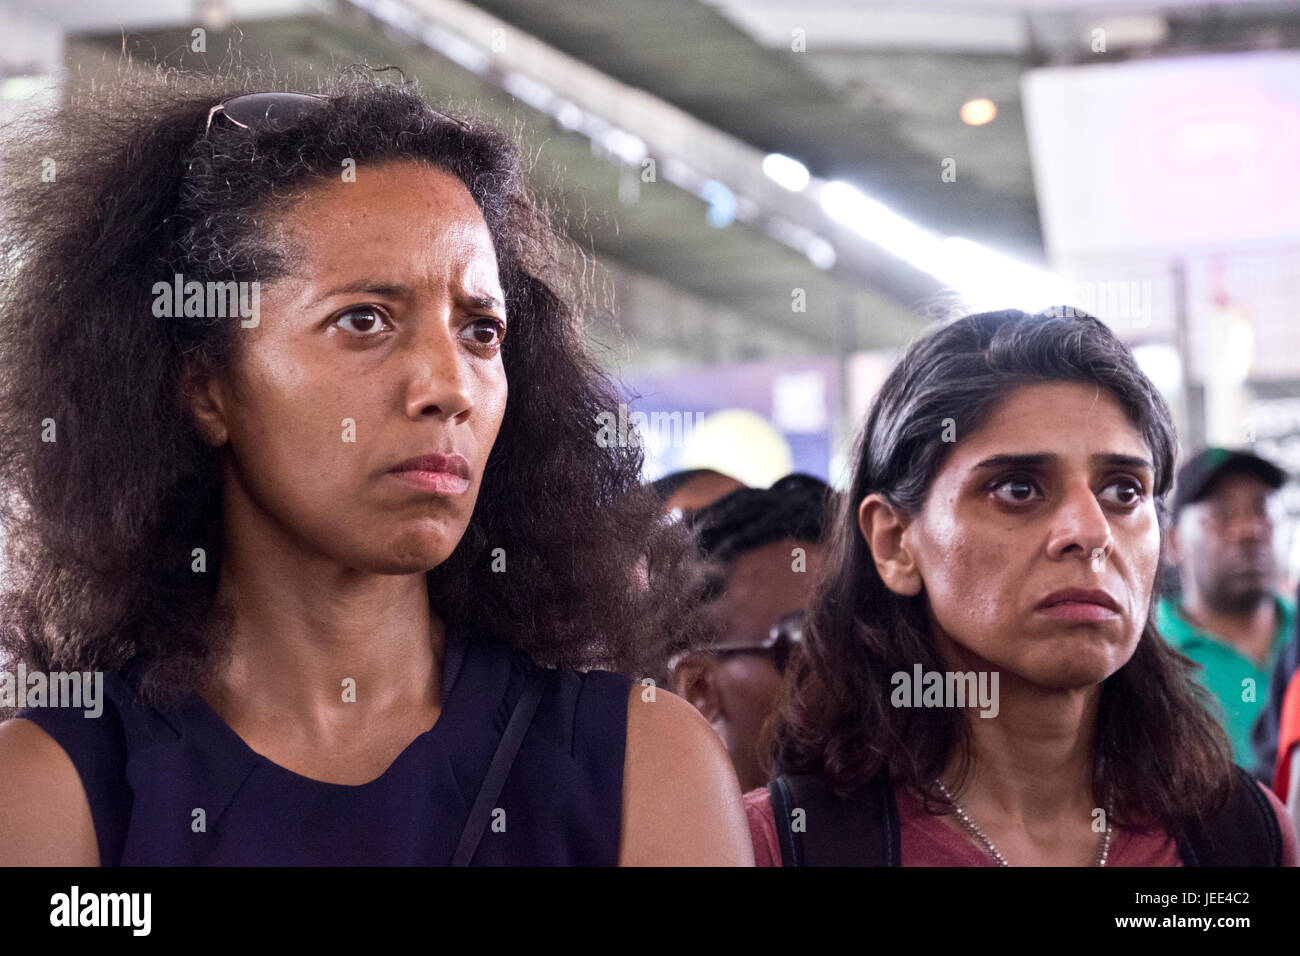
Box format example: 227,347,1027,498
203,91,467,137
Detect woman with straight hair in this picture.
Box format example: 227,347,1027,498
747,309,1296,866
0,68,751,866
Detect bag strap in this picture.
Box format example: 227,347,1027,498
450,667,545,866
769,776,800,867
768,771,900,866
1178,764,1283,867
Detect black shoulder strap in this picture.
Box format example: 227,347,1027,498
1178,765,1283,867
450,667,545,866
768,772,900,866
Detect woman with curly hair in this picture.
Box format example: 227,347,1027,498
747,309,1296,866
0,70,751,865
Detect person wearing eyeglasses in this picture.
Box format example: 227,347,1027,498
745,310,1297,866
670,474,835,792
0,74,752,866
1157,448,1294,780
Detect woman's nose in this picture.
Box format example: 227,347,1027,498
1048,483,1114,561
403,316,472,422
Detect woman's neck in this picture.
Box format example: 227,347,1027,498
203,489,444,740
916,621,1114,865
947,675,1100,827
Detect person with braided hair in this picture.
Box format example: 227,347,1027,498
671,474,837,792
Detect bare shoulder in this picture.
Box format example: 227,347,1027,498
0,718,99,865
618,684,754,866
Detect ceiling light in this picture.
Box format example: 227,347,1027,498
961,98,997,126
762,153,810,191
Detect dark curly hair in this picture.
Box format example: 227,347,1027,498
0,66,703,709
768,309,1237,838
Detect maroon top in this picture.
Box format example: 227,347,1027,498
745,783,1299,866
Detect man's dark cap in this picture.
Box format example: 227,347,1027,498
1171,447,1286,517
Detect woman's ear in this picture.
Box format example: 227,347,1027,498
670,654,723,725
858,493,923,597
179,366,230,448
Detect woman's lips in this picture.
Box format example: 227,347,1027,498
389,470,470,495
388,452,471,495
1034,588,1122,622
1035,601,1120,622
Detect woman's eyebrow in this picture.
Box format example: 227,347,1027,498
971,453,1053,472
305,282,504,312
971,452,1152,472
1094,453,1153,472
309,278,410,306
460,292,505,312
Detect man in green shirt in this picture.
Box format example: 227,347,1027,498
1160,447,1294,777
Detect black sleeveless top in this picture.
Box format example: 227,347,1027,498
18,624,632,865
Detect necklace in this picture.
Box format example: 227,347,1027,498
934,780,1112,867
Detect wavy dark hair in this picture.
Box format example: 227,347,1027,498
768,309,1236,837
0,66,703,709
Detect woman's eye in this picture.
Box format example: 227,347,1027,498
335,306,389,336
464,318,506,349
992,477,1041,504
1100,478,1145,507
